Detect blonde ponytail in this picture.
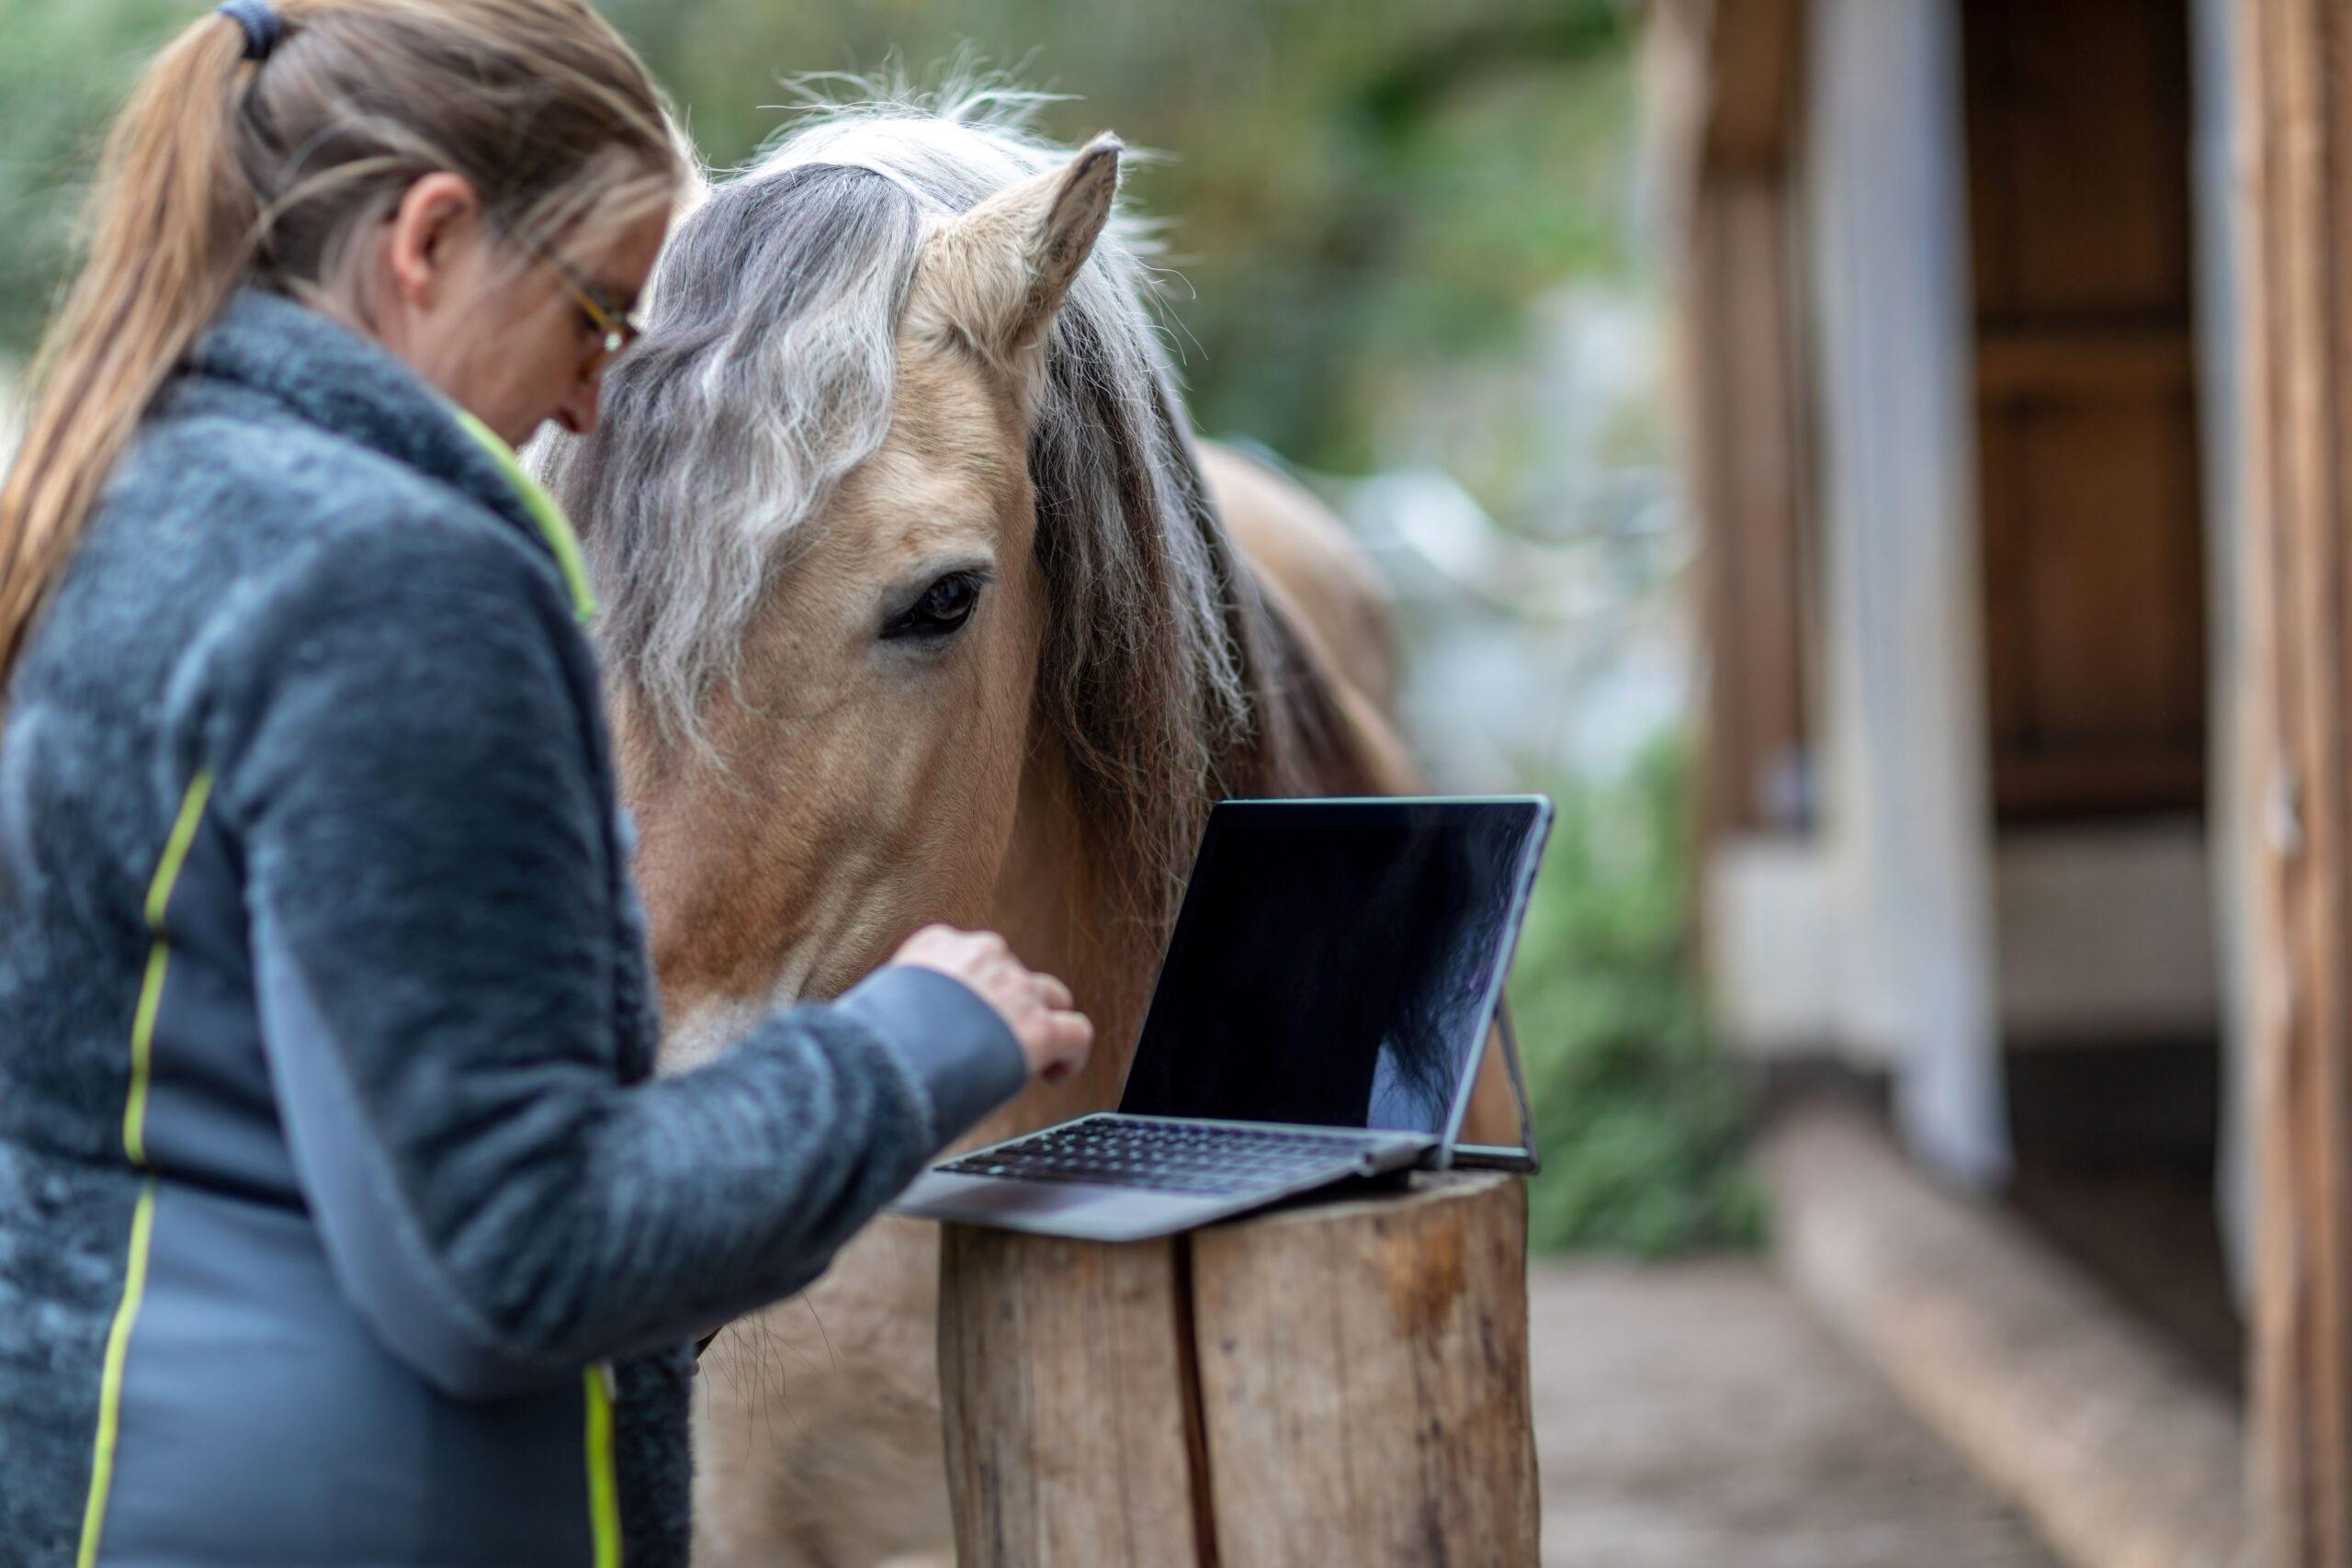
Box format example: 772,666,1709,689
0,0,681,685
0,13,260,680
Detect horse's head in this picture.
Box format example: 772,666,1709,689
540,100,1277,1065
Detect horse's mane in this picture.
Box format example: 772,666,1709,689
537,79,1370,932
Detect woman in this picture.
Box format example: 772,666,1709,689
0,3,1093,1563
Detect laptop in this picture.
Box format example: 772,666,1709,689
888,795,1553,1242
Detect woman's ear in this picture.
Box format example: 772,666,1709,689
383,171,487,313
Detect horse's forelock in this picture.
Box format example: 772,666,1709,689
538,161,923,746
542,94,1294,932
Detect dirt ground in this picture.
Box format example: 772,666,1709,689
1528,1258,2060,1568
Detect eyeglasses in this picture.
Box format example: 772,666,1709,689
530,238,644,362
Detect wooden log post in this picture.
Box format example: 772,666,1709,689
1654,0,1813,844
2236,1,2352,1562
936,1173,1539,1566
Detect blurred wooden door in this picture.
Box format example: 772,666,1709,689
1961,0,2206,825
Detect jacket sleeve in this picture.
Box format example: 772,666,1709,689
202,524,1026,1400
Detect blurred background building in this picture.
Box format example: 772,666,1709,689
20,0,2349,1562
1671,0,2234,1250
1668,0,2352,1563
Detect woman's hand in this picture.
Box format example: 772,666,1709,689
889,925,1094,1085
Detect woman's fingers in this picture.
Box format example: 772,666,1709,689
888,925,1093,1084
1036,1009,1093,1084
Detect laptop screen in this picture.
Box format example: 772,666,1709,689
1116,798,1548,1139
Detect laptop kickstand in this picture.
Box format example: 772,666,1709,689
1498,999,1539,1174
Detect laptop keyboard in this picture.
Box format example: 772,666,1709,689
937,1118,1381,1197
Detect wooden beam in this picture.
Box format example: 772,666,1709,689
1687,167,1813,835
1764,1101,2247,1568
1973,323,2197,404
1987,748,2207,820
1649,0,1807,195
2235,0,2352,1562
1657,0,1815,842
1704,0,1808,170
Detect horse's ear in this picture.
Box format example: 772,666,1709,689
664,110,714,229
909,134,1122,365
633,111,712,324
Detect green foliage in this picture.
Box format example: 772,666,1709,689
604,0,1641,479
1509,738,1768,1255
0,0,193,356
0,0,1635,489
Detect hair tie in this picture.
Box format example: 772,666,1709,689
217,0,286,63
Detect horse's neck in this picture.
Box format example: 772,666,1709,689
972,736,1163,1143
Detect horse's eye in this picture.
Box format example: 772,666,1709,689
881,570,986,642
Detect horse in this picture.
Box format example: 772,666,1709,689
537,87,1514,1567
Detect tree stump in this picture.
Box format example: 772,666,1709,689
936,1172,1538,1566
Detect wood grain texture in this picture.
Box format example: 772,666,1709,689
1187,1175,1538,1567
2235,0,2352,1561
936,1175,1537,1567
938,1225,1201,1567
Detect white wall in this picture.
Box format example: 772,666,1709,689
1713,822,2217,1055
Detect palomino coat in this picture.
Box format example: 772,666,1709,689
0,289,1024,1566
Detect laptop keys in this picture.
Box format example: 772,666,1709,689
939,1120,1378,1196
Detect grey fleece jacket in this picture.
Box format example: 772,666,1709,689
0,288,1025,1566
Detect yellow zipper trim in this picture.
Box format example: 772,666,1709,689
123,769,211,1166
74,1179,155,1568
584,1362,622,1567
79,770,213,1565
449,407,598,626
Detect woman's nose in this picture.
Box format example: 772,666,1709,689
556,368,603,437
